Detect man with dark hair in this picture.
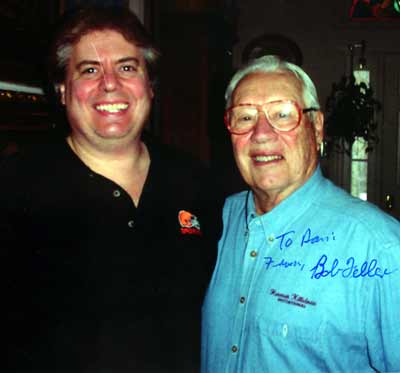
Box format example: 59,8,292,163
1,6,221,371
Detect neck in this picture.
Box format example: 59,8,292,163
253,165,319,215
68,133,145,161
253,191,282,215
67,135,150,205
68,134,146,167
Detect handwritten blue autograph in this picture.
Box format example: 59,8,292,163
264,255,397,280
264,256,305,271
310,254,397,279
276,228,336,250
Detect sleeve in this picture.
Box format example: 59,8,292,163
0,156,32,368
0,157,21,290
197,165,225,287
0,160,16,365
365,242,400,372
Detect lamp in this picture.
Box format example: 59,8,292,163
350,41,370,91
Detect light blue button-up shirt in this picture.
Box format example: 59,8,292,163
202,168,400,372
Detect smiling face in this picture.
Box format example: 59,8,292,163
230,71,324,213
59,29,154,150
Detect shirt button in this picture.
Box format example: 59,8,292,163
113,189,121,197
231,345,238,353
127,220,134,228
239,296,246,304
88,173,94,178
268,235,275,243
250,250,257,258
282,324,288,337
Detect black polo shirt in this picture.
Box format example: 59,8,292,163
0,135,222,371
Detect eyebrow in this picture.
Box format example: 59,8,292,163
118,57,140,65
75,57,141,71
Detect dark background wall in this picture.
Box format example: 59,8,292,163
223,0,400,214
1,0,399,210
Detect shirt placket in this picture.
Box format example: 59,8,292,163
227,215,266,372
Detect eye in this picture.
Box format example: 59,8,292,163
234,108,256,123
81,66,98,75
238,114,253,122
119,64,138,74
78,65,101,79
269,104,296,122
278,111,291,119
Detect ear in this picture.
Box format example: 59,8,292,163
313,110,324,146
58,84,66,106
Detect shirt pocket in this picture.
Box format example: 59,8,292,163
254,315,327,370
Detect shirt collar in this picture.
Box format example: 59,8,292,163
246,166,325,227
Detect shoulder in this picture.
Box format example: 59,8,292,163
314,176,400,244
0,136,71,198
146,136,206,175
144,134,214,194
1,136,67,171
225,191,248,207
222,191,249,218
0,147,39,187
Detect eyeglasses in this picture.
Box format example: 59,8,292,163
224,100,318,135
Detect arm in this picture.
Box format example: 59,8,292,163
365,242,400,372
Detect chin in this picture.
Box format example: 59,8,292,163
253,176,286,192
95,124,133,139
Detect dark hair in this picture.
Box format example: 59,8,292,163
48,6,161,91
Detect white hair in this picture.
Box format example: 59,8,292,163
225,55,321,121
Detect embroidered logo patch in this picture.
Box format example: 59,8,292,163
269,288,317,309
178,210,202,236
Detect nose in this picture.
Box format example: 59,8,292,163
250,111,277,142
100,69,121,92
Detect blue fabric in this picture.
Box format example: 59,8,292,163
202,167,400,372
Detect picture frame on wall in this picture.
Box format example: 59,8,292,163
349,0,400,21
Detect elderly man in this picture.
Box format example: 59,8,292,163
0,6,221,371
201,55,400,372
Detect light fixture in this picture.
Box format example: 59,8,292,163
349,40,370,89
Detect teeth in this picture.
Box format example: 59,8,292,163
96,103,128,113
254,155,283,162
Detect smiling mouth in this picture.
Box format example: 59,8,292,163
253,155,283,163
95,103,129,113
